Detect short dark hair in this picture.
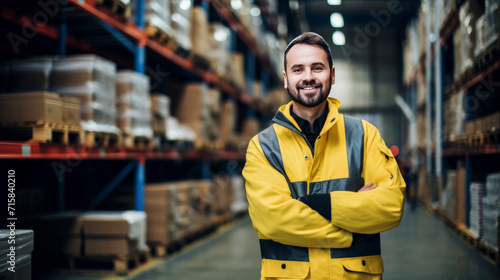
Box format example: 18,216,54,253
284,32,333,71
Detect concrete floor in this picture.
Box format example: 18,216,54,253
41,202,500,280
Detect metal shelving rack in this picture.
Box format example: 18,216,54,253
403,0,500,264
0,0,283,213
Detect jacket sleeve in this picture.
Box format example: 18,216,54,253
243,135,353,249
330,121,406,234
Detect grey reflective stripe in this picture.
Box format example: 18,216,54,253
309,177,365,194
273,111,314,156
291,181,308,198
344,116,364,178
260,239,309,262
258,126,298,199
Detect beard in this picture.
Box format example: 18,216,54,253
286,78,331,108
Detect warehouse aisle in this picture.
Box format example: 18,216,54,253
43,203,500,280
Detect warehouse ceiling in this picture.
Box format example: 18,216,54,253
292,0,421,43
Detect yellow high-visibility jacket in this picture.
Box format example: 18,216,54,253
243,98,406,280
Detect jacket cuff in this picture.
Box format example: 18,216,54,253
304,194,331,220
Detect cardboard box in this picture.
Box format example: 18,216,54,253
190,6,210,57
0,91,63,124
81,211,147,254
62,96,81,126
85,237,138,256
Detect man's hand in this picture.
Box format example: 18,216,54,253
358,182,378,192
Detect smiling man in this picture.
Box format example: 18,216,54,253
243,32,406,280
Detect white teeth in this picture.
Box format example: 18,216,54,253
303,87,315,90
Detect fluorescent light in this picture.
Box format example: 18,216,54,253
332,31,345,45
179,0,191,11
250,7,261,17
231,0,243,10
328,0,341,5
330,13,344,28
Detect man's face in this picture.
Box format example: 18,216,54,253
283,44,335,108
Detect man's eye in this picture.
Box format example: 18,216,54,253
293,68,302,73
313,67,323,71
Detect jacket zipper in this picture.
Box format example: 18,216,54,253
273,118,315,158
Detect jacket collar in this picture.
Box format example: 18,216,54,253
272,97,341,136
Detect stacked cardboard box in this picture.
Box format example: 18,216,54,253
145,180,214,246
443,90,465,142
0,230,34,280
190,6,209,58
170,0,192,51
115,70,153,138
228,52,246,91
51,54,119,134
0,92,63,124
174,83,220,143
219,100,237,149
482,172,500,251
80,211,147,257
469,181,486,238
150,94,171,135
456,0,483,77
212,175,234,216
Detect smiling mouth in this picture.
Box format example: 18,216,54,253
300,86,320,93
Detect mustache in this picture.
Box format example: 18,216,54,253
296,80,322,88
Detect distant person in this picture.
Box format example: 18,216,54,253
243,32,406,280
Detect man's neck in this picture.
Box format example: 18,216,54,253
291,101,327,126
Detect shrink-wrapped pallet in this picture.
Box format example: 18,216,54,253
132,0,174,37
115,70,153,138
50,54,119,134
482,172,500,250
171,0,192,51
469,181,486,238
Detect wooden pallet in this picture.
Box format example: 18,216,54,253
149,241,185,258
94,0,131,20
478,242,500,266
0,121,83,145
56,248,150,276
123,134,154,150
456,223,479,249
84,130,122,148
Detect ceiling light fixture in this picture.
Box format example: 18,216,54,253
328,0,341,5
332,31,345,45
330,13,344,28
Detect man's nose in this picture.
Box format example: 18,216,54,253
303,69,314,81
